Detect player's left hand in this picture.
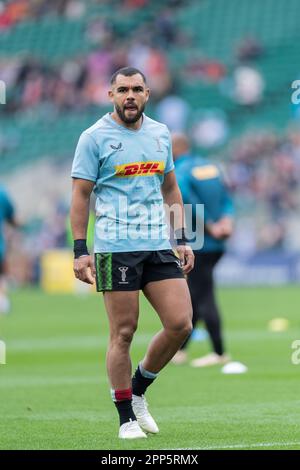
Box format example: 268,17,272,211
177,245,194,275
73,254,95,285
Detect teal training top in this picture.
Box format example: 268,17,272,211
0,186,14,260
174,154,234,252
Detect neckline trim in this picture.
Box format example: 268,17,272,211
108,112,145,133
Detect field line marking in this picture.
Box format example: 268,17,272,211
171,441,300,450
0,376,107,388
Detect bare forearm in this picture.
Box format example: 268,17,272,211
161,172,194,272
162,185,185,232
206,216,234,239
70,189,91,240
70,197,90,240
163,184,194,273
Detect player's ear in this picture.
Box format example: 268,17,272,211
145,87,150,102
108,89,114,102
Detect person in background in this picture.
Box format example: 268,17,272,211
171,133,234,367
0,185,17,314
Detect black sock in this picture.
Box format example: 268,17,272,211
132,365,156,397
114,400,136,426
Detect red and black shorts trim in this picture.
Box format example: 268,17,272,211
94,249,184,292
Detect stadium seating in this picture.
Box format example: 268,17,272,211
1,0,300,173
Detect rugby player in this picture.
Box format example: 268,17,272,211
70,67,194,439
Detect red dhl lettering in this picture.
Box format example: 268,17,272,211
124,164,140,176
115,161,165,177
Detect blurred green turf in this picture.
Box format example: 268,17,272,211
1,286,300,450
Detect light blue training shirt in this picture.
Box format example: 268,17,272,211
71,113,175,253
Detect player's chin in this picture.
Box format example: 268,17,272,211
124,108,138,118
123,115,141,125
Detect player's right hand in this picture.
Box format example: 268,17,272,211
73,255,95,285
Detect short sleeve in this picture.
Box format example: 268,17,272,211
71,132,99,182
165,129,175,174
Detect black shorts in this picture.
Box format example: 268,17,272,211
94,249,184,292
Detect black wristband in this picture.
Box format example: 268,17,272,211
74,239,89,259
174,228,188,246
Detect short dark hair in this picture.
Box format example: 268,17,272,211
110,66,147,85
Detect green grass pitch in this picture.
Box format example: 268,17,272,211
1,286,300,450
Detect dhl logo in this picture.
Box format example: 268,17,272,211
115,161,165,177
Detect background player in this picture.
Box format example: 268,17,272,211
70,67,194,439
0,185,17,314
171,133,234,367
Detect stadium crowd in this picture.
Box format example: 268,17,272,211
0,0,184,28
1,0,299,285
1,0,266,115
226,128,300,252
0,0,192,114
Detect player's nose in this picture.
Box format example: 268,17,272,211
127,88,135,99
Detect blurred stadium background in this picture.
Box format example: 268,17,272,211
1,0,300,288
1,0,300,451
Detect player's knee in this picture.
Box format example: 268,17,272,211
179,322,193,340
114,324,137,346
168,319,193,339
183,320,193,339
